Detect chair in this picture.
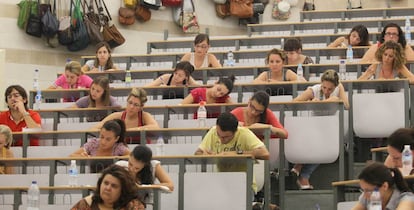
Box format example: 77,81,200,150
26,146,80,174
167,119,216,144
53,173,100,205
145,98,182,106
352,92,406,138
38,102,74,109
284,115,340,164
57,122,98,131
19,205,74,210
0,174,49,205
10,147,23,173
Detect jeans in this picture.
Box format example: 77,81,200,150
300,164,319,179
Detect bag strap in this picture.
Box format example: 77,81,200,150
100,0,112,21
181,0,195,13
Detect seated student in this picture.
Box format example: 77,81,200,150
81,41,118,72
253,48,306,83
71,164,145,210
49,61,93,89
328,24,370,48
0,85,41,146
116,145,174,203
384,128,414,170
180,33,222,68
361,23,414,62
283,38,314,65
70,119,130,172
92,88,159,131
181,76,235,118
71,76,120,121
291,69,349,190
352,162,414,210
0,125,14,174
194,112,270,194
231,91,288,139
358,40,414,84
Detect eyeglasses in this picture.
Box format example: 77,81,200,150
195,44,209,49
7,93,21,99
385,32,399,37
359,188,375,194
248,102,265,114
127,101,142,108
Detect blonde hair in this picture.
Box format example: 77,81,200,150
128,88,148,105
321,69,339,86
0,125,13,149
375,40,406,70
65,61,83,76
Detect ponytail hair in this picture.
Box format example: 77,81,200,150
217,75,236,95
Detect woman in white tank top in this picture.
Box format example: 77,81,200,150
181,33,222,68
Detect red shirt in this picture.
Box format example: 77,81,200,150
231,107,288,139
0,110,42,146
190,87,230,118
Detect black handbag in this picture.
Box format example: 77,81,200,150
302,0,315,11
83,0,104,43
141,0,162,10
41,0,59,38
25,0,42,37
67,0,90,51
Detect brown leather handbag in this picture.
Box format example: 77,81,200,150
229,0,253,18
119,7,135,25
215,3,230,18
135,4,151,22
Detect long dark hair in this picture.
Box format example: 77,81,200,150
88,76,111,107
131,145,154,185
358,162,411,193
347,24,370,46
102,119,127,145
380,23,406,47
216,75,236,96
250,91,270,123
93,164,141,209
387,128,414,153
94,42,115,70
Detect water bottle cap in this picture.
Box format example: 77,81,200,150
35,69,39,72
71,160,76,164
405,145,411,150
199,101,206,106
32,181,37,184
340,60,345,64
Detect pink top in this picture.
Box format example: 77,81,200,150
53,74,93,89
191,87,229,118
231,107,288,139
83,138,128,156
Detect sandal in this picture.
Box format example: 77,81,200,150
296,180,314,190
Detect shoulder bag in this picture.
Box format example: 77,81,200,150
17,0,38,29
119,0,136,25
83,0,104,43
99,0,125,48
58,0,73,45
180,0,199,33
25,0,42,37
161,0,182,7
67,0,90,51
141,0,162,10
135,4,151,22
229,0,253,18
272,0,291,20
302,0,315,11
41,0,59,38
215,2,230,18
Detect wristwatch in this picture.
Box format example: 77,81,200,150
23,111,30,117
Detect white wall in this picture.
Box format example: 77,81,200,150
0,0,411,99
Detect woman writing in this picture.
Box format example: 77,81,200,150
49,61,93,90
253,48,306,83
180,33,222,68
71,164,145,210
358,40,414,84
81,41,118,72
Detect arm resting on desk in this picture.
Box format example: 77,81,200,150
154,162,174,191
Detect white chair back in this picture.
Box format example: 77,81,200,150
38,102,74,109
0,174,49,205
27,146,80,174
337,201,358,210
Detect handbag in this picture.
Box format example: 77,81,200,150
67,0,90,51
141,0,162,10
135,4,152,22
272,0,291,20
41,0,59,38
229,0,253,18
161,0,182,7
58,1,73,45
99,0,125,48
83,0,104,43
17,0,38,29
215,3,230,18
119,0,136,25
179,0,199,33
124,0,137,8
25,1,42,37
302,0,315,11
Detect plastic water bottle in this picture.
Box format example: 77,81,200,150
68,160,78,186
27,181,40,210
125,70,132,87
346,45,353,63
405,16,411,44
402,145,413,176
197,101,207,128
34,89,42,110
33,69,39,91
155,136,165,156
339,60,347,80
226,51,235,66
296,64,303,81
369,188,381,210
280,38,285,49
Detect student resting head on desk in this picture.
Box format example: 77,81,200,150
145,61,199,88
361,23,414,62
71,164,145,210
352,162,414,210
358,40,414,84
0,125,14,174
70,119,130,172
385,128,414,170
328,24,370,48
92,88,159,133
253,48,307,83
116,145,174,202
81,41,118,73
180,33,222,69
0,85,41,146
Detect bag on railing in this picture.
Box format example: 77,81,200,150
99,0,125,48
119,0,136,25
272,0,290,20
179,0,199,33
215,2,230,18
161,0,182,7
58,0,73,45
135,4,152,22
141,0,162,10
25,1,42,37
17,0,38,29
124,0,137,8
229,0,253,18
302,0,315,11
41,0,59,38
83,0,104,43
67,0,90,51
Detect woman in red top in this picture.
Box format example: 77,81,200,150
231,91,288,139
0,85,41,146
